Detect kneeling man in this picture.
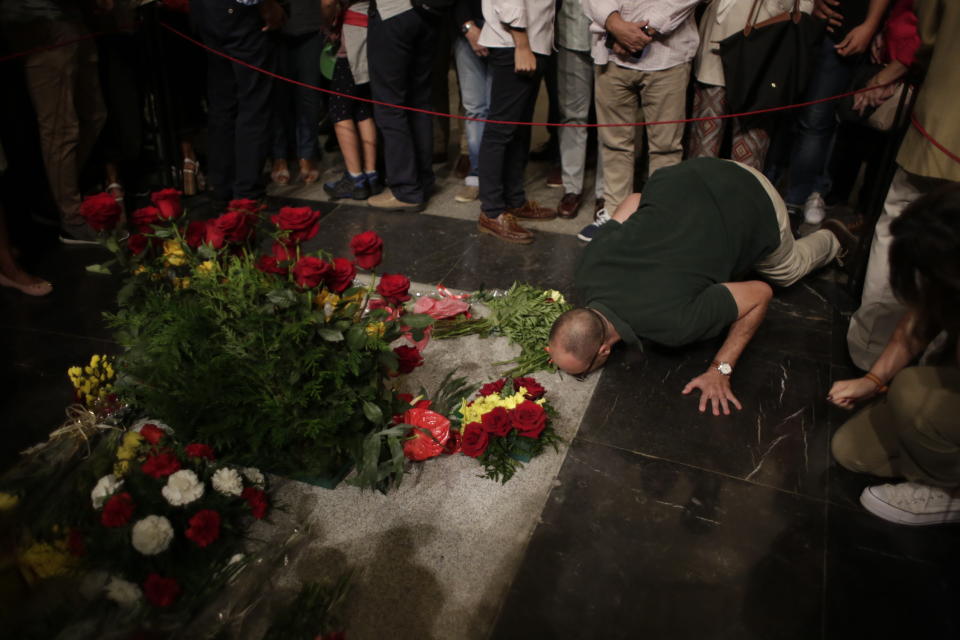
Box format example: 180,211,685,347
548,157,855,415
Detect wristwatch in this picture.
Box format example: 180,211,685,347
461,21,474,35
712,360,733,376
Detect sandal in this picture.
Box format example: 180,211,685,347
183,158,200,196
0,270,53,297
299,158,320,185
271,160,291,185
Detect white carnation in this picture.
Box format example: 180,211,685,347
241,467,265,488
161,469,205,506
131,515,174,555
212,468,243,497
91,474,124,509
130,418,174,435
104,575,142,608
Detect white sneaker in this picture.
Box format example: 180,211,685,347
576,207,611,242
860,482,960,526
803,191,826,225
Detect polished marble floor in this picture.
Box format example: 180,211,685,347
3,192,959,639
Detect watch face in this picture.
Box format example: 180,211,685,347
718,363,732,375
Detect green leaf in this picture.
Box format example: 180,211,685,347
317,328,344,342
105,235,120,253
362,401,383,425
197,244,217,260
267,289,297,308
342,286,365,298
402,313,434,329
86,263,112,275
346,325,365,350
378,350,398,372
153,227,175,239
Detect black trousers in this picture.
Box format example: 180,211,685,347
479,47,544,218
368,8,436,204
192,0,275,200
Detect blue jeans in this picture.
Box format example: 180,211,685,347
272,31,323,161
454,37,491,186
784,36,859,206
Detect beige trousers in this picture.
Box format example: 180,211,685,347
594,61,690,212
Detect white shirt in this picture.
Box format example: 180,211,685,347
581,0,702,71
478,0,557,56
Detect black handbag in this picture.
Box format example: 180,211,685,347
718,0,824,117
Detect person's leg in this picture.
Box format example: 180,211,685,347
333,120,363,175
731,117,771,171
292,32,323,175
270,36,294,169
686,82,726,160
595,62,640,213
358,118,378,173
479,48,528,218
204,48,238,201
228,27,275,200
409,12,437,198
638,62,690,176
557,46,592,196
74,36,107,173
501,54,544,211
453,37,489,187
831,396,902,478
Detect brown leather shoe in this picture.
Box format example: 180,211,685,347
477,213,534,244
557,192,582,219
511,200,557,220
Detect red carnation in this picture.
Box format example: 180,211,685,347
391,345,423,375
292,256,331,289
481,406,513,436
478,379,507,397
184,220,206,248
256,255,287,275
101,492,135,528
150,188,183,220
510,400,548,439
325,257,356,293
140,424,166,444
241,486,269,519
142,452,181,478
131,206,161,232
184,443,215,460
185,509,221,548
143,573,181,608
376,273,411,306
460,422,490,458
349,231,384,270
128,233,148,255
513,377,546,400
271,206,321,245
79,192,122,232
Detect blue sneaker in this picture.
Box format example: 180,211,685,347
324,173,369,200
576,207,611,242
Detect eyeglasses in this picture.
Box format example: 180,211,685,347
573,308,605,381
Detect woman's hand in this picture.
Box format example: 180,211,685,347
827,377,880,409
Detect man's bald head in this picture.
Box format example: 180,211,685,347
548,308,605,373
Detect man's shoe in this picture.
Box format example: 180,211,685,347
804,191,826,225
860,482,960,526
576,207,611,242
821,218,859,265
546,166,562,188
477,213,534,244
455,154,471,179
511,200,556,220
59,224,100,246
365,171,384,196
557,192,582,219
454,184,479,203
324,173,370,201
368,189,425,212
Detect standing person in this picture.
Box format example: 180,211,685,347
577,0,702,242
192,0,285,203
270,0,325,186
554,0,604,220
475,0,557,244
847,0,959,370
451,0,491,204
365,0,438,212
0,0,109,244
687,0,814,170
0,141,52,296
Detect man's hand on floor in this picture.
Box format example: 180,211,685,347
683,368,742,416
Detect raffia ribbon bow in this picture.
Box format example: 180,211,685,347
21,404,119,456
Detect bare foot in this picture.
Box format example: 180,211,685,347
299,158,320,185
271,159,291,185
0,264,52,296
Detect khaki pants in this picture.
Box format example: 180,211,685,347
736,162,840,287
847,167,953,370
595,61,689,212
831,367,960,488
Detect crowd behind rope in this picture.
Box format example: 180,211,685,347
0,0,958,527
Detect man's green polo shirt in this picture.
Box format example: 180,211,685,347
576,158,780,347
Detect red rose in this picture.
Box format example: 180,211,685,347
184,443,215,460
142,452,181,478
478,379,507,397
513,377,546,400
206,211,256,248
101,492,135,527
292,256,331,289
185,509,221,547
241,486,268,519
460,422,489,458
131,206,161,232
143,573,181,608
325,257,356,293
271,206,321,245
401,408,451,461
227,198,262,213
443,430,462,455
184,220,206,248
67,528,86,556
392,345,423,375
150,188,183,220
272,242,296,262
128,233,148,255
256,255,287,275
79,192,122,232
376,273,411,306
510,400,547,439
140,424,166,444
349,231,383,270
481,406,513,436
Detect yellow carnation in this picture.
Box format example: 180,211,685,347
365,322,386,338
163,239,187,266
196,260,216,275
0,492,19,511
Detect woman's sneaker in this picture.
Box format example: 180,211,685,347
860,482,960,526
577,207,611,242
804,191,826,225
324,173,370,200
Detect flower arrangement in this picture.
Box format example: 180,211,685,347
67,353,117,410
76,189,433,488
